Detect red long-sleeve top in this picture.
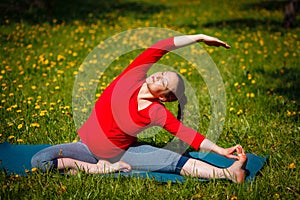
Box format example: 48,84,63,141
78,37,206,158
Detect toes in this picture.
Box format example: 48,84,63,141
236,145,243,156
236,145,246,156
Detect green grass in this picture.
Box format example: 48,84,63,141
0,0,299,199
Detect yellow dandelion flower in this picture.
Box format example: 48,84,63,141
259,39,264,46
31,167,38,172
30,123,40,128
72,139,78,143
229,107,235,112
251,79,256,84
237,109,243,115
17,124,23,129
55,86,60,90
273,193,280,199
231,196,238,200
31,85,37,90
288,163,296,169
8,135,15,139
234,82,239,87
57,70,64,74
286,110,291,117
57,54,65,61
26,44,32,49
17,139,24,143
61,185,67,192
35,105,41,109
247,74,252,80
180,68,187,74
16,110,22,113
40,110,47,116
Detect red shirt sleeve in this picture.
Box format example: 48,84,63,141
116,37,176,82
148,104,206,150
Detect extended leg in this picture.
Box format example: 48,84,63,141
180,146,247,183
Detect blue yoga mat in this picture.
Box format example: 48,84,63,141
0,142,267,183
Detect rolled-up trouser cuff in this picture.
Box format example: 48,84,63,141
175,156,190,174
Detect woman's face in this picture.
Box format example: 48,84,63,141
146,71,179,100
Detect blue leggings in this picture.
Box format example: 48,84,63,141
31,142,189,174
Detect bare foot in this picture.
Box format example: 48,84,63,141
226,146,248,183
111,160,132,173
93,160,131,174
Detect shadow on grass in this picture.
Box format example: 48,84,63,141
256,66,300,102
202,18,286,32
201,1,299,31
0,0,167,24
241,0,288,11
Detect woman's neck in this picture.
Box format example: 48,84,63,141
137,83,158,111
138,83,156,100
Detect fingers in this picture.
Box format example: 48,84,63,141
217,39,231,49
228,154,239,160
222,42,231,49
235,145,246,161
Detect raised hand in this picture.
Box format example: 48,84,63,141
200,34,231,49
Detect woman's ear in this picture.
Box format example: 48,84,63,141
158,94,167,102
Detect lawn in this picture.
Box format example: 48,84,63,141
0,0,299,199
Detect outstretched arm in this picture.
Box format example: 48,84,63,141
174,35,234,157
174,34,231,49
